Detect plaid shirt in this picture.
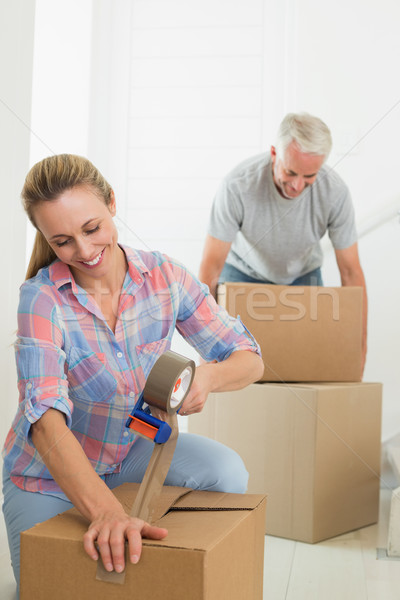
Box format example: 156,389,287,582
3,246,260,497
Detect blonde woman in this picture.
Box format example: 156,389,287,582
2,154,263,597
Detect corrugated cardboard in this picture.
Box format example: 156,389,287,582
188,382,382,543
217,282,363,381
20,483,266,600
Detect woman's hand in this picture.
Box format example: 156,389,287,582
179,363,214,415
179,350,264,416
83,507,168,573
31,409,168,573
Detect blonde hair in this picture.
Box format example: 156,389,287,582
22,154,113,280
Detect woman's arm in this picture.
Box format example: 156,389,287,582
31,408,167,572
180,350,264,415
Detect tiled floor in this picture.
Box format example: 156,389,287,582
263,487,400,600
1,488,399,599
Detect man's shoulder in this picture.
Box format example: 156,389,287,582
224,152,271,185
315,164,349,197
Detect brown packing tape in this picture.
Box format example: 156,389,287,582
129,414,179,522
96,351,195,584
143,350,195,414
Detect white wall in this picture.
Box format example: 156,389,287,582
92,0,267,275
0,1,35,450
26,0,94,258
289,0,400,224
30,0,93,162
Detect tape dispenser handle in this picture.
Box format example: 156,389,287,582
126,350,196,443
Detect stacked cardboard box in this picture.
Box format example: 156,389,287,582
188,283,382,543
217,283,363,382
188,382,382,543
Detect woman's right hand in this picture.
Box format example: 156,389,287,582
83,506,168,573
31,409,168,573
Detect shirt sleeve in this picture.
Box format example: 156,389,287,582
15,282,73,432
327,178,358,250
207,177,244,242
170,258,261,361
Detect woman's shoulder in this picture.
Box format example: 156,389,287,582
19,265,61,309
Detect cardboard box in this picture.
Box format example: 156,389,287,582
188,382,382,543
21,483,266,600
217,283,363,382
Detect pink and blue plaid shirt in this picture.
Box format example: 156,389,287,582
3,245,260,497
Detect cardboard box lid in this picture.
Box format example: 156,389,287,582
256,381,382,392
22,483,266,553
172,489,265,511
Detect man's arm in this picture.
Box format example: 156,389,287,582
198,235,232,298
334,242,367,377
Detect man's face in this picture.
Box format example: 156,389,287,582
271,142,325,199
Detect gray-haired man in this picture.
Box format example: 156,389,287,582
199,112,367,373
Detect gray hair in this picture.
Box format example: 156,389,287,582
275,113,332,160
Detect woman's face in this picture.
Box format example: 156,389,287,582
33,185,121,284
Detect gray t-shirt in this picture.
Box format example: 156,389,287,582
208,152,357,284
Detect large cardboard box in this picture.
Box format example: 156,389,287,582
20,483,266,600
217,282,363,382
188,382,382,543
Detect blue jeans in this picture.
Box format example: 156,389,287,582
220,263,323,286
2,433,248,598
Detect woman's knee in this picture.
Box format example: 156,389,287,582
206,441,249,493
171,433,249,494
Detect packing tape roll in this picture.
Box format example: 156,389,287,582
143,350,195,414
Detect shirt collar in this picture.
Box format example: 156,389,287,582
120,245,150,288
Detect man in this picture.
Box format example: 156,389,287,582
199,112,367,372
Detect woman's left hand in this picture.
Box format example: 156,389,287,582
179,363,214,416
179,350,264,416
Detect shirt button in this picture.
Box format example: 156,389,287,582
129,391,135,398
117,352,123,358
26,383,32,390
123,431,129,437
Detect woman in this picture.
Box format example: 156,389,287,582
2,154,263,595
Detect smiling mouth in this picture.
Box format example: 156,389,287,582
81,249,105,267
285,185,301,195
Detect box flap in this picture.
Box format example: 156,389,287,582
171,490,266,511
115,482,192,522
22,484,192,541
22,485,267,543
